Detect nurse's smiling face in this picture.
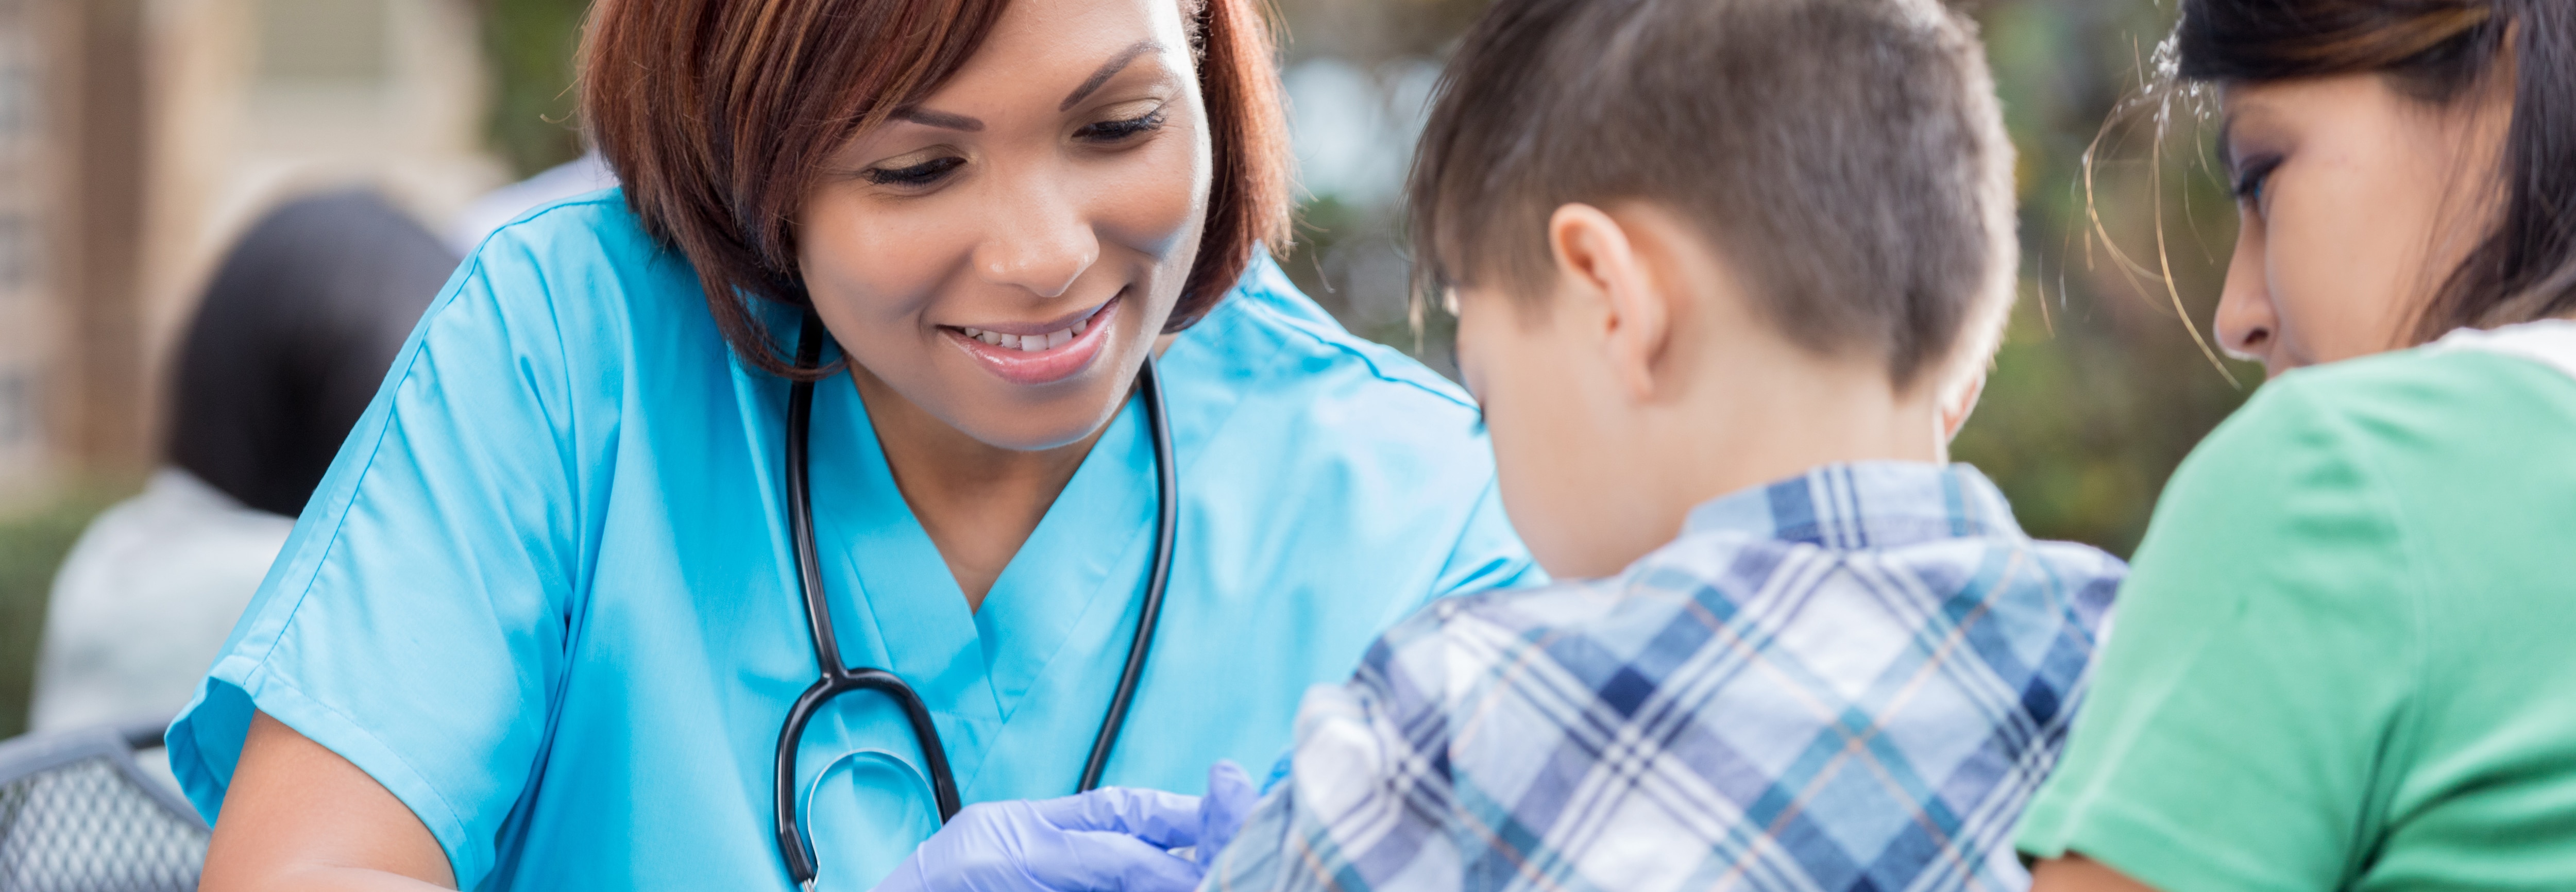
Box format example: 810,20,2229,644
796,0,1211,450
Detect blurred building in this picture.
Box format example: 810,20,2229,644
0,0,52,501
0,0,500,503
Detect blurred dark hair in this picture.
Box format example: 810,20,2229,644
2176,0,2576,342
580,0,1292,380
1406,0,2018,390
170,190,456,516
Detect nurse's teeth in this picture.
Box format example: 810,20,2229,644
962,303,1109,352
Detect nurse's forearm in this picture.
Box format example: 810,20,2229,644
198,711,459,891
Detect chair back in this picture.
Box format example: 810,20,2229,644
0,719,209,892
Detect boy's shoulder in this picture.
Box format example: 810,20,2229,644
1332,469,2120,891
1386,464,2124,679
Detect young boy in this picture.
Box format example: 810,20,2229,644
1198,0,2123,889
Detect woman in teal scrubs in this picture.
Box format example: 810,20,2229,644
177,0,1533,888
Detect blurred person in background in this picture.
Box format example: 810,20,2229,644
444,150,617,256
2019,1,2576,888
177,0,1535,889
28,190,455,733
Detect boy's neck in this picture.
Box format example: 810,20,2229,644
1659,356,1948,507
1587,339,1954,576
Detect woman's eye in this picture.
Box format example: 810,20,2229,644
862,156,965,188
2232,156,2281,210
1076,110,1167,143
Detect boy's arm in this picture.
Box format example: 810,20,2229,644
1201,614,1461,892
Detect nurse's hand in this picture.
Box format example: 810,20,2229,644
870,786,1205,892
1189,761,1258,868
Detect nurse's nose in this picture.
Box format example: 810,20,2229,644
972,181,1099,300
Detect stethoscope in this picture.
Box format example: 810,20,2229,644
770,314,1178,889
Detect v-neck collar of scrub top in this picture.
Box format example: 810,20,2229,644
792,340,1250,797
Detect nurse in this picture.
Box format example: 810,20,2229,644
177,0,1535,888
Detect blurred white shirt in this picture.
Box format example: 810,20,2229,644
30,467,293,732
446,150,619,256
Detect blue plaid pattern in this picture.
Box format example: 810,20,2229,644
1202,463,2122,892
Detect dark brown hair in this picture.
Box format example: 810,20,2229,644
582,0,1293,379
1406,0,2018,390
2175,0,2576,342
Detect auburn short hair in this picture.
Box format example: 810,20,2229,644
582,0,1292,379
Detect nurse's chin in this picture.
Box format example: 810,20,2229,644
933,363,1144,453
945,388,1137,453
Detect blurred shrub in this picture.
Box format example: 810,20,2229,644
482,0,592,177
0,486,127,739
1958,0,2262,554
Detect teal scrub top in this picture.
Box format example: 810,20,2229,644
166,191,1538,891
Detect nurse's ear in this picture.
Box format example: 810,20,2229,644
1544,203,1672,403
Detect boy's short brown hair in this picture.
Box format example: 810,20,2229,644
582,0,1292,379
1409,0,2016,390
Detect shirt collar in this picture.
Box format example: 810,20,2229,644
1682,461,2025,550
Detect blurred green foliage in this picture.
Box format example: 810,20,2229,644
482,0,591,177
0,485,132,739
1958,0,2263,554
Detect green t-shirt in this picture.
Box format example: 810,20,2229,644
2018,335,2576,890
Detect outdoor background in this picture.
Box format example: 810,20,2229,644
0,0,2253,738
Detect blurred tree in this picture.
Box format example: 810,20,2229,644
481,0,592,178
0,487,131,738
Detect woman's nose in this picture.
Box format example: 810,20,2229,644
971,186,1099,299
2213,232,2278,363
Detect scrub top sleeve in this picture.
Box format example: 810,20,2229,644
2014,375,2420,892
1424,482,1543,612
168,238,593,890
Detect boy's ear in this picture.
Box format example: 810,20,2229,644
1938,369,1986,443
1547,203,1668,399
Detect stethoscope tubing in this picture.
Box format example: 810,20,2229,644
770,313,1176,888
1078,334,1177,792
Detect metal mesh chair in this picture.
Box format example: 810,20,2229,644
0,719,210,892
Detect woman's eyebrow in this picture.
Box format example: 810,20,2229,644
1061,40,1166,111
897,108,986,131
2215,116,2237,172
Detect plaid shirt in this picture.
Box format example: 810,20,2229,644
1203,463,2122,892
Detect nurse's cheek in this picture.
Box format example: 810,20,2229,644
800,184,974,343
1069,105,1213,319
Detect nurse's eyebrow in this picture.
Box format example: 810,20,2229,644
1061,40,1165,111
896,108,985,131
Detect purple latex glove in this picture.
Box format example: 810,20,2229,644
1193,761,1258,869
870,786,1205,892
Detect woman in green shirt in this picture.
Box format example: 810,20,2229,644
2018,1,2576,889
